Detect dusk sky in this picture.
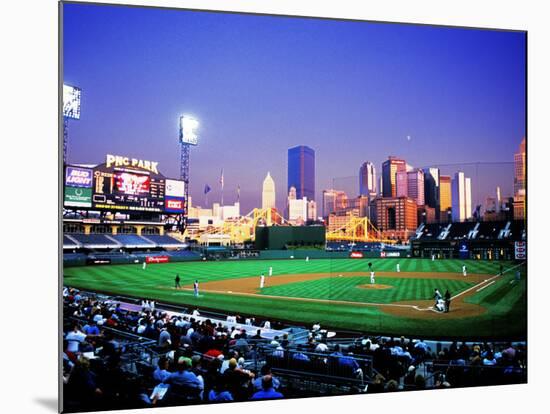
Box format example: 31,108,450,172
63,2,526,214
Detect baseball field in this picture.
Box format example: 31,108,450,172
63,258,527,339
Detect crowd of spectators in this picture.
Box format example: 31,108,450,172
63,288,287,411
62,288,526,411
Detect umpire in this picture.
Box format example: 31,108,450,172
444,290,451,313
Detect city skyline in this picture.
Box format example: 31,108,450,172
63,3,525,214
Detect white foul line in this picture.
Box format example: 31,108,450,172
476,280,495,292
450,274,501,300
451,261,526,300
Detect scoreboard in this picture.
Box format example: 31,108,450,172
63,155,185,214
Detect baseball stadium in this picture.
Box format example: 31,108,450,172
60,4,527,412
61,149,527,412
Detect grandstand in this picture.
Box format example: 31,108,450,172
69,233,121,249
410,220,525,260
62,288,526,412
110,234,156,248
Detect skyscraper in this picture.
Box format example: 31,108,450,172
439,175,452,220
288,145,315,201
382,156,406,197
307,199,317,221
396,170,425,206
374,197,418,240
288,198,307,223
423,167,440,211
359,161,377,197
514,137,526,196
261,172,276,210
322,189,347,217
451,171,472,222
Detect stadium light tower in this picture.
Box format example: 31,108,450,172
179,115,199,232
62,84,82,164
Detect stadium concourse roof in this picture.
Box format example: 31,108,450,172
63,217,167,226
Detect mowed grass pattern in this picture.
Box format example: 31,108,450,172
63,258,526,339
261,277,473,303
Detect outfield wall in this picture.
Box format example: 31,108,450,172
63,248,410,267
259,250,348,260
255,226,326,250
63,251,201,267
257,250,407,259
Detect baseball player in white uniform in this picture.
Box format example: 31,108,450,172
269,266,273,276
462,265,467,277
142,261,147,270
370,271,376,284
260,273,265,289
396,263,400,272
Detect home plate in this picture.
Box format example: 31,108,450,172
227,291,233,293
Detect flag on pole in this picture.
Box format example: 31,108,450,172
204,184,211,194
220,168,224,206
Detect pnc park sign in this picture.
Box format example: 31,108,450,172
105,154,160,174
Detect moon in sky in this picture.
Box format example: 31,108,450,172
406,135,412,141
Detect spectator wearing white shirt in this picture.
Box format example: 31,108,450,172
66,324,87,353
315,342,329,353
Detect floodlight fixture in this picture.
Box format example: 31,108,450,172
63,84,82,120
179,115,199,146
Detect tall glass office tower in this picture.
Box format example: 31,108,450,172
288,145,315,201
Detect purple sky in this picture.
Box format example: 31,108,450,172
63,3,526,213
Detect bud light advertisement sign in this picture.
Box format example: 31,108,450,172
66,166,93,188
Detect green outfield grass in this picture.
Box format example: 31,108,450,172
260,277,473,303
63,258,527,339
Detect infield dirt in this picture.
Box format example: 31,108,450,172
179,271,492,319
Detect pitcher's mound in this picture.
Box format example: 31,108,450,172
358,284,393,290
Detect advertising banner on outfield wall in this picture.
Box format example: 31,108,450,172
380,251,401,258
86,258,111,265
146,255,170,264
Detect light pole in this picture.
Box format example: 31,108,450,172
179,115,199,233
62,84,82,164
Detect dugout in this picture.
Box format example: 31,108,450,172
255,225,326,250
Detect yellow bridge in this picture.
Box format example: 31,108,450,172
185,208,393,245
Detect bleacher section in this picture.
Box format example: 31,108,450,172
509,221,526,240
111,234,156,248
447,222,476,240
411,220,525,260
414,221,525,241
64,233,186,249
144,234,186,247
477,222,502,239
70,233,121,248
63,235,80,248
